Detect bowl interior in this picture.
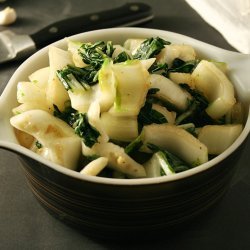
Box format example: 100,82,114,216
0,27,250,185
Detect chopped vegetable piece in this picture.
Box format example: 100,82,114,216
138,100,167,125
192,60,236,119
169,72,194,88
46,46,71,111
100,112,138,142
177,123,196,135
113,51,132,63
133,37,170,60
57,64,96,89
124,38,145,55
198,124,243,154
109,60,150,116
175,83,211,126
152,104,176,124
168,58,199,74
82,142,146,178
73,113,101,148
67,40,87,68
125,134,143,155
150,74,192,111
144,151,175,178
80,157,108,176
78,40,114,68
156,44,196,66
57,65,98,113
17,81,47,107
10,110,81,170
231,102,244,124
28,67,50,90
53,102,77,125
97,58,116,112
141,124,208,166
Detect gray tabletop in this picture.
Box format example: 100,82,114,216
1,0,250,249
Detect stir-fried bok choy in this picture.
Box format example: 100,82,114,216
10,36,244,179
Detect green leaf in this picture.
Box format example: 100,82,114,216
147,143,191,173
53,102,77,126
57,64,98,89
53,104,100,148
176,83,219,127
149,62,168,75
133,37,170,60
147,88,160,95
168,58,200,74
78,40,114,69
56,40,115,86
113,51,131,63
138,88,167,126
73,113,100,148
138,101,167,125
35,141,43,149
125,134,143,155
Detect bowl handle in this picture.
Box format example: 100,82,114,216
229,53,250,103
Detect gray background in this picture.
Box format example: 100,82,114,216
0,0,250,249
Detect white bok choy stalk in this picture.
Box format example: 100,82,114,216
139,58,156,70
87,101,109,144
169,72,194,88
192,60,236,119
98,58,154,113
80,157,108,176
150,74,192,111
151,104,176,124
14,67,51,114
144,151,175,178
198,124,243,154
28,66,50,90
100,112,138,142
46,46,71,111
10,110,81,170
156,44,196,66
82,141,146,178
12,102,51,115
56,64,98,113
109,60,150,116
16,81,50,113
67,40,87,68
97,59,117,112
112,44,132,59
123,38,145,55
141,123,208,166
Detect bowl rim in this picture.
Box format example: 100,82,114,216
1,27,250,186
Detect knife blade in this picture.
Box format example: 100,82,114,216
0,2,153,64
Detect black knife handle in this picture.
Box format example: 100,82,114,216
30,3,153,49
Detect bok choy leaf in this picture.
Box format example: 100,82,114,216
54,105,100,147
147,144,191,173
73,113,100,147
133,37,170,60
57,64,98,88
168,58,200,74
175,83,216,127
79,41,114,68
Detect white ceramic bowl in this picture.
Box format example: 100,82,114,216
0,28,250,238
